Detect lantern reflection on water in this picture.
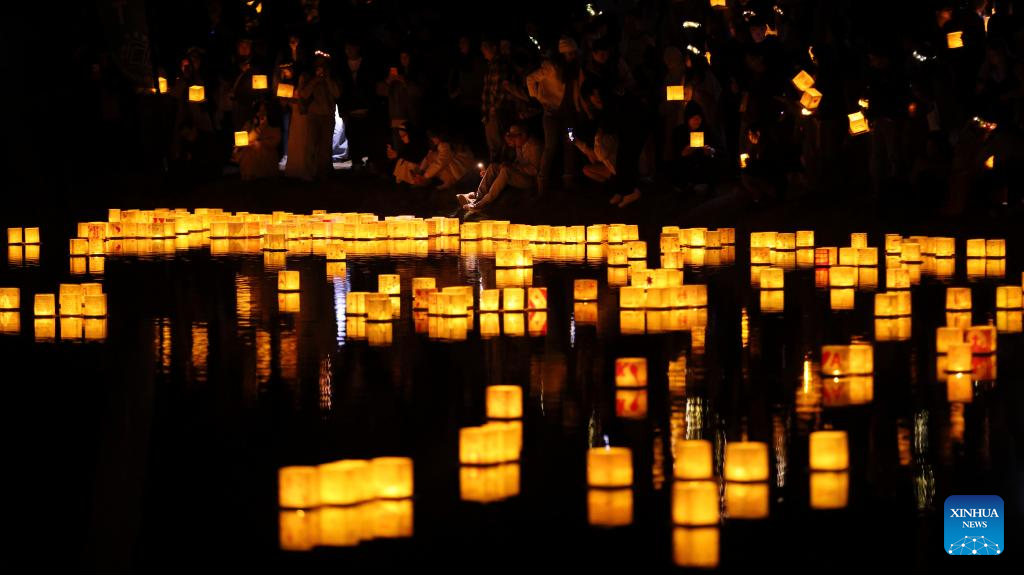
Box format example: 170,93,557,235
588,488,633,527
672,480,720,525
0,288,19,311
279,510,316,551
947,373,974,403
460,463,520,503
725,481,769,519
615,388,647,419
810,471,849,509
673,527,719,568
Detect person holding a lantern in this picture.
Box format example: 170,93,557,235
292,51,340,181
457,123,540,213
236,102,282,180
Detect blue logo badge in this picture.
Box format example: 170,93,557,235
944,495,1004,555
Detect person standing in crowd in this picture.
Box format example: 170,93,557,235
226,38,257,133
297,51,341,181
236,102,282,180
449,35,486,158
457,123,540,213
275,34,306,164
339,39,379,169
480,39,514,163
386,48,424,141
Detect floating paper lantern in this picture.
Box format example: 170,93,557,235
626,241,647,260
278,466,319,508
527,287,547,310
750,247,772,266
325,243,346,261
377,274,401,296
965,238,985,258
251,74,268,90
614,357,647,388
674,440,713,480
83,294,107,317
672,480,720,526
689,132,704,148
996,285,1023,309
809,431,849,471
365,294,393,322
945,343,972,374
69,238,88,256
0,288,19,311
965,325,997,354
588,488,633,527
724,442,769,482
587,447,633,487
318,459,371,506
933,237,955,258
800,87,822,110
725,481,769,520
821,344,873,376
278,270,300,292
792,70,815,92
666,85,690,101
856,247,877,267
58,284,83,315
7,228,24,245
278,292,300,313
234,131,249,147
986,239,1006,258
760,290,784,313
486,385,523,419
945,287,971,311
370,457,414,499
188,85,205,102
276,83,295,98
460,422,521,464
947,31,964,49
460,463,520,503
502,287,525,311
829,266,856,288
848,111,869,135
794,230,815,248
810,471,848,509
886,268,910,290
476,289,499,312
574,279,598,302
884,234,901,255
33,294,55,317
618,286,645,310
586,224,607,244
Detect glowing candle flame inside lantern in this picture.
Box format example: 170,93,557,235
947,31,964,49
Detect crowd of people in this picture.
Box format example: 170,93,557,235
83,0,1024,217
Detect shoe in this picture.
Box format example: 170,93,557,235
618,188,642,208
609,194,623,205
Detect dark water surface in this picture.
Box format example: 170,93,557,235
1,225,1021,573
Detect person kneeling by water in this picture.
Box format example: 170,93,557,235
457,124,540,214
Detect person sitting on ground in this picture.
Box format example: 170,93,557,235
670,101,722,193
236,102,283,180
457,123,541,213
574,118,618,183
387,123,429,185
413,129,475,190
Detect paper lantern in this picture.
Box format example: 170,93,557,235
370,457,413,499
460,463,520,503
757,267,784,290
750,247,772,265
276,83,295,98
617,286,644,310
572,279,598,302
7,228,24,245
502,287,525,311
809,431,849,471
666,85,689,101
69,238,89,256
886,268,910,290
377,274,400,296
614,357,647,388
810,471,848,509
475,289,498,313
856,247,878,267
875,317,912,342
945,343,972,374
278,510,316,551
829,266,856,288
251,74,268,90
770,233,793,252
996,285,1022,309
759,290,784,313
932,237,955,258
800,87,822,110
0,288,19,311
791,230,815,249
821,344,873,376
586,225,607,244
997,310,1023,333
486,385,523,419
625,241,647,260
58,284,83,315
986,239,1006,258
839,248,859,266
318,460,371,506
83,294,106,317
527,287,547,310
673,527,719,568
672,480,720,526
965,238,984,258
965,325,997,354
278,466,319,508
725,481,769,520
947,31,964,49
606,224,625,244
31,293,55,317
588,488,633,527
587,447,633,488
365,294,393,322
848,111,869,135
689,132,704,148
234,131,249,147
674,440,713,480
724,442,768,482
792,70,815,92
460,423,521,464
883,234,902,255
945,287,971,311
188,85,205,102
278,270,300,292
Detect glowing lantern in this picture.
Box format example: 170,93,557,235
251,74,268,90
617,286,644,310
674,440,713,480
666,85,690,101
947,31,964,49
792,70,815,92
996,311,1022,333
32,294,55,317
318,460,371,506
606,224,625,244
810,471,848,509
588,488,633,527
573,279,598,301
0,287,20,311
945,287,971,310
587,447,632,488
791,230,815,249
278,466,319,508
614,357,647,388
945,344,972,374
760,290,784,313
188,85,205,102
884,234,902,255
626,241,647,260
69,238,88,256
58,284,83,316
985,155,995,169
996,286,1023,309
755,267,783,291
377,274,401,296
370,457,414,499
278,270,300,292
932,237,955,258
809,431,849,471
526,287,547,310
460,422,521,464
772,233,794,251
986,239,1006,258
503,287,525,311
800,87,822,110
750,247,772,265
474,289,498,313
821,344,873,376
234,131,249,147
156,76,168,94
486,385,523,419
965,325,997,354
460,463,520,503
966,239,985,258
724,442,768,482
672,480,719,525
829,266,856,288
365,294,393,322
689,132,704,148
886,268,910,290
278,292,300,313
83,294,106,317
586,224,607,244
276,83,295,98
7,228,24,245
848,111,869,135
856,247,877,267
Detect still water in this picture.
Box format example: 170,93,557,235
0,225,1021,572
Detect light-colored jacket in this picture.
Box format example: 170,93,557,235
526,61,566,113
420,142,474,185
